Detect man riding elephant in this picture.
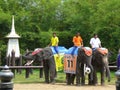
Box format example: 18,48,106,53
90,34,110,85
90,34,101,51
91,48,111,85
64,32,84,85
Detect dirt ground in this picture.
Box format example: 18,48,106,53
14,83,115,90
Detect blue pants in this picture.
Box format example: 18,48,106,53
53,46,59,54
71,46,77,55
92,48,96,51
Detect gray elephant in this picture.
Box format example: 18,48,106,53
91,48,111,85
76,47,93,86
23,47,56,84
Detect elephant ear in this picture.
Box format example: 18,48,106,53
97,48,108,55
82,47,92,56
32,48,43,56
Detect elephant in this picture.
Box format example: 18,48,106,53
64,46,93,85
76,47,93,86
23,47,56,84
91,48,111,86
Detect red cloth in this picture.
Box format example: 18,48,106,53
82,47,92,56
97,48,108,55
32,49,42,55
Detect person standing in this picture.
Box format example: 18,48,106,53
71,32,83,56
90,34,101,51
49,32,59,57
117,49,120,69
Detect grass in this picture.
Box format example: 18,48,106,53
13,69,66,84
13,69,117,85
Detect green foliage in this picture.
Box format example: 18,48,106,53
58,31,73,48
20,32,41,50
39,31,51,48
0,0,120,63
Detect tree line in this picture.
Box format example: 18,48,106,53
0,0,120,63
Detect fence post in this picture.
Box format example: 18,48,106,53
11,50,16,77
0,65,14,90
115,69,120,90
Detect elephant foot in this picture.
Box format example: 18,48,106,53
108,79,110,82
88,82,93,85
88,80,94,85
67,82,71,85
81,83,85,86
49,79,55,84
66,82,74,85
94,83,98,86
40,76,43,78
50,81,55,85
67,83,71,85
101,83,105,86
71,82,74,85
45,81,49,84
76,83,81,86
45,79,50,84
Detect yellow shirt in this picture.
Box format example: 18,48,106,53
51,36,59,46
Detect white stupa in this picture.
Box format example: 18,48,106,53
6,15,20,57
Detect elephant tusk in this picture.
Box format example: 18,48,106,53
24,60,34,66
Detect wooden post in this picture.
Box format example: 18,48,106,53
18,55,22,74
6,55,11,66
25,68,30,78
11,50,15,66
11,50,16,77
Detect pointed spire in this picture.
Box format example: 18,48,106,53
6,15,20,38
11,15,15,34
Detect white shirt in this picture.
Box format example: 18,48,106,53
90,37,101,48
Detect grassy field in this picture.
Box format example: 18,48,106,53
13,69,117,85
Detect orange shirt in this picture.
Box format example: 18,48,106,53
73,36,83,46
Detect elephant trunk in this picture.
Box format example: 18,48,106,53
22,55,34,60
105,63,111,82
88,64,94,81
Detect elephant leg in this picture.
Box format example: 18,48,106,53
49,57,56,84
101,67,105,86
71,74,75,85
88,64,94,85
76,63,81,86
88,74,92,85
92,67,98,85
40,61,43,78
43,60,49,83
81,63,85,85
66,73,71,85
55,68,57,78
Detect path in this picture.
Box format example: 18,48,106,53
14,83,115,90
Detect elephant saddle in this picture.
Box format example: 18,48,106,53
97,48,108,55
32,48,43,55
82,47,92,56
